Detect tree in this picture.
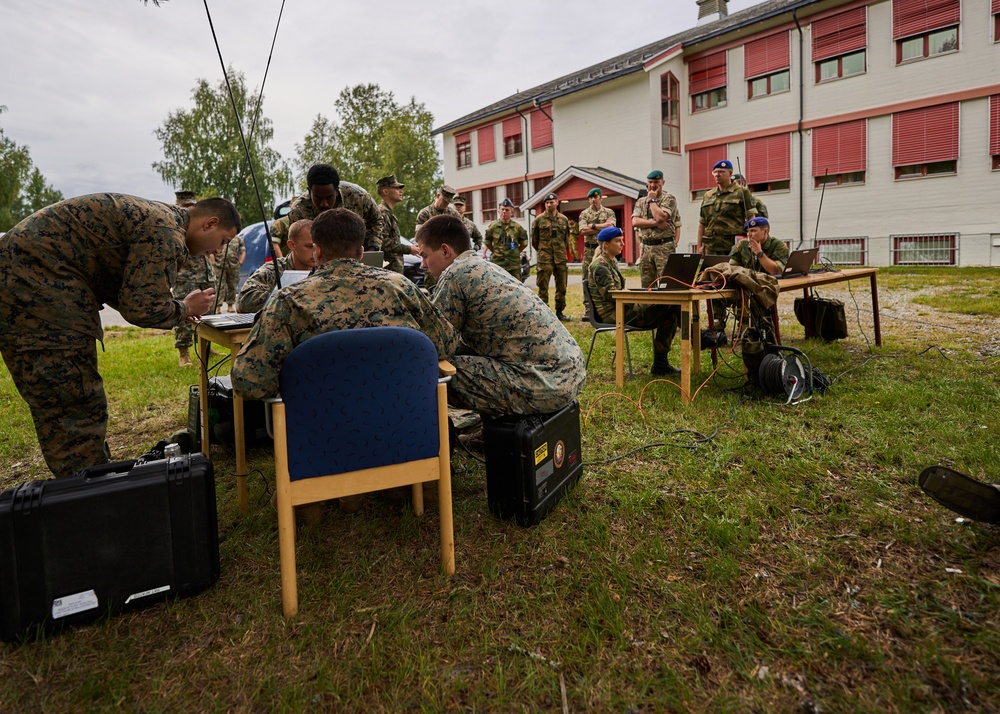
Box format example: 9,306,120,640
13,168,64,224
153,68,293,228
295,84,442,238
1,107,62,231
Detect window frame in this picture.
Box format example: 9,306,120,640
503,133,523,158
891,233,958,265
815,50,866,83
480,186,497,223
456,135,471,170
748,69,791,99
505,182,524,219
817,237,867,266
692,87,728,113
895,24,959,63
894,160,958,180
660,72,681,153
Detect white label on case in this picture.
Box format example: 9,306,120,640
51,590,99,619
125,585,171,604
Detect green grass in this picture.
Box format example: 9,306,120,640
0,269,998,712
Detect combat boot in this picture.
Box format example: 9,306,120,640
178,346,192,367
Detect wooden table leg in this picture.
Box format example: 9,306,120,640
197,333,211,457
870,273,882,347
615,299,625,388
690,299,701,371
232,391,249,513
679,306,693,403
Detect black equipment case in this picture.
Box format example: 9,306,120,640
0,454,220,642
483,401,583,526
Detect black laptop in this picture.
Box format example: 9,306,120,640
653,253,703,290
777,248,819,279
697,254,730,283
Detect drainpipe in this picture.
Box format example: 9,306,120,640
794,8,805,249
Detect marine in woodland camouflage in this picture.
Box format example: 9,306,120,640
287,182,383,251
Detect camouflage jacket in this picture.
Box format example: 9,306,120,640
587,252,625,323
531,211,575,262
415,203,460,230
431,250,586,385
578,206,616,245
231,259,458,400
377,201,405,259
728,235,789,273
462,216,484,251
633,192,681,243
0,193,192,343
752,196,768,219
699,182,757,238
216,233,245,273
234,255,301,314
483,220,528,271
287,182,383,250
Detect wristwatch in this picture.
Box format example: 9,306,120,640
754,251,764,259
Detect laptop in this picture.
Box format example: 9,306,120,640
652,253,703,290
199,269,313,331
777,248,819,279
362,250,384,268
697,254,730,283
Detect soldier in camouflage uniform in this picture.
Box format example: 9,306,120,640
632,170,682,289
375,175,412,275
415,185,462,291
733,174,768,219
531,192,576,321
697,159,757,333
451,194,483,250
285,164,382,251
577,187,616,320
415,214,586,417
728,217,788,275
232,209,457,401
483,198,528,280
587,227,679,375
172,191,217,366
0,193,239,478
269,215,289,258
235,219,316,314
214,231,245,313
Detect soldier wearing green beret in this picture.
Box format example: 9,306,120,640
632,170,681,289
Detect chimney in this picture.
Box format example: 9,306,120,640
697,0,729,24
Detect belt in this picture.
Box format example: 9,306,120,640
642,239,674,246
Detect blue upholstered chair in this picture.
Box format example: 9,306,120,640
271,327,455,617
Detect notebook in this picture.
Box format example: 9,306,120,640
777,248,819,279
652,253,703,290
362,251,384,268
199,269,312,331
697,254,730,283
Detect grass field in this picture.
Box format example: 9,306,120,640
0,266,997,712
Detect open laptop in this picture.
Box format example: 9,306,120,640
652,253,703,290
362,250,384,268
696,254,730,283
199,269,312,331
777,248,819,279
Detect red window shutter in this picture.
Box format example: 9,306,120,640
892,103,959,166
502,117,521,139
746,134,791,183
812,7,868,62
478,125,495,163
455,132,470,146
989,95,1000,156
744,32,790,79
688,51,727,95
530,107,553,150
893,0,961,40
994,0,1000,13
689,145,728,192
812,120,867,176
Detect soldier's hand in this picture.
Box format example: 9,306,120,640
184,288,216,318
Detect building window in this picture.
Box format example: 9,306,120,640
530,106,553,150
812,7,867,83
818,237,867,265
892,234,958,265
481,187,497,223
688,144,728,200
745,32,790,99
892,103,959,180
990,95,1000,170
478,124,496,164
505,182,524,218
533,177,552,195
749,70,790,98
502,117,522,157
456,133,471,169
660,72,681,153
689,50,727,113
897,25,958,63
812,119,867,187
893,0,960,64
746,134,791,193
995,2,1000,42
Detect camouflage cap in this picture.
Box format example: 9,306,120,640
376,174,405,191
439,184,457,201
452,194,466,206
175,190,197,207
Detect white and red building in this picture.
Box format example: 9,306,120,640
434,0,1000,266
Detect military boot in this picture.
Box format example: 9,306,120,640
178,346,192,367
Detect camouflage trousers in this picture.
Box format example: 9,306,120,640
215,264,240,307
580,244,598,311
172,260,215,348
705,235,737,329
447,353,586,418
0,332,110,478
491,259,522,282
639,242,676,289
622,303,680,366
535,258,568,313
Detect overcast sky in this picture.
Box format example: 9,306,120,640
1,0,757,205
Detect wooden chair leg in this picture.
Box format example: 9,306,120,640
274,405,299,618
411,482,424,516
437,383,455,576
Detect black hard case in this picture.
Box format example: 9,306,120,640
0,454,220,642
483,401,583,526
